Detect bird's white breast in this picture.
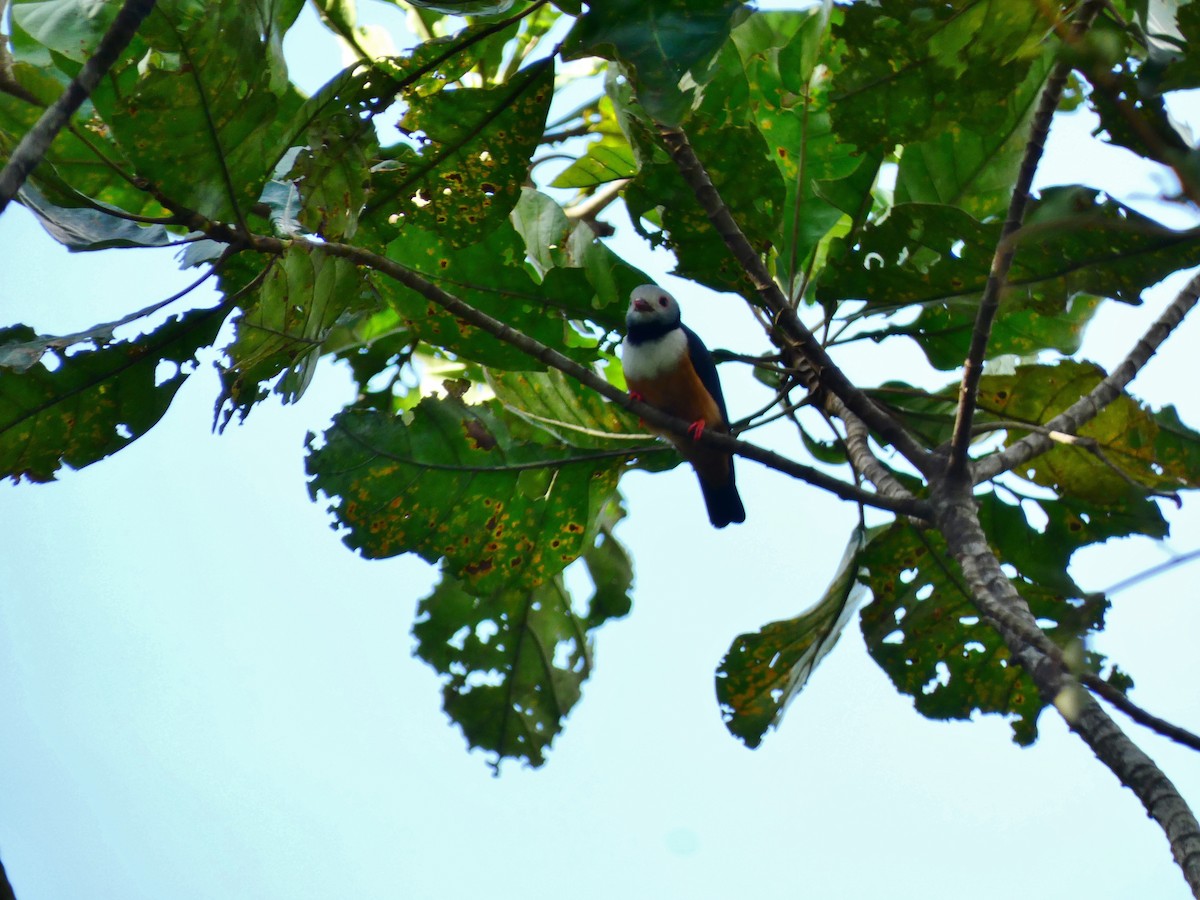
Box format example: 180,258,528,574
621,329,689,382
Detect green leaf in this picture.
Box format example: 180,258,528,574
829,0,1046,150
17,184,176,251
218,245,377,423
378,217,619,368
11,0,120,62
564,0,741,124
550,136,638,188
305,399,629,592
0,63,164,218
819,189,1200,313
976,360,1200,499
0,306,227,483
413,566,590,771
716,526,872,749
579,495,635,627
380,59,554,247
858,521,1109,745
723,9,863,296
622,40,785,293
90,0,303,224
872,292,1103,371
895,51,1054,219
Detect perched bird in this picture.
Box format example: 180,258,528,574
621,284,746,528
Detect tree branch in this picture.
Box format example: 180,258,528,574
945,1,1103,479
974,268,1200,482
930,471,1200,895
301,234,930,519
1083,672,1200,754
653,124,935,475
0,0,158,213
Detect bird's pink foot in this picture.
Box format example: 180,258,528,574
687,419,706,441
629,389,644,402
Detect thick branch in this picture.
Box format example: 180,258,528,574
843,411,913,502
946,1,1103,478
0,0,158,213
654,125,935,475
974,269,1200,482
930,472,1200,895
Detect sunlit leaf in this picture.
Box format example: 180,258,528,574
978,360,1200,499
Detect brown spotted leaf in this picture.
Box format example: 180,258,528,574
976,360,1200,500
716,526,872,748
305,398,627,592
378,58,554,247
0,306,227,483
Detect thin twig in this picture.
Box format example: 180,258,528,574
975,268,1200,482
1083,672,1200,753
0,0,159,213
1102,547,1200,596
945,0,1103,479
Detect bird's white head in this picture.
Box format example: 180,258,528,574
626,284,681,329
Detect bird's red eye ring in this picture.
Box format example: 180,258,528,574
658,295,668,306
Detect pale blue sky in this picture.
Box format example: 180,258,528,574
2,4,1200,899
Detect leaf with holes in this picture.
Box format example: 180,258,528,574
379,59,554,247
413,566,591,770
858,521,1109,745
0,306,227,483
819,189,1200,316
717,526,873,749
305,400,627,592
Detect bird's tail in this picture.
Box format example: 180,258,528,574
699,476,746,529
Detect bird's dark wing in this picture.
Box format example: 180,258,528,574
681,324,729,424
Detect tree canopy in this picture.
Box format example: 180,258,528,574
3,0,1200,894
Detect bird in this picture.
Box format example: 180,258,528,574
621,284,746,528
